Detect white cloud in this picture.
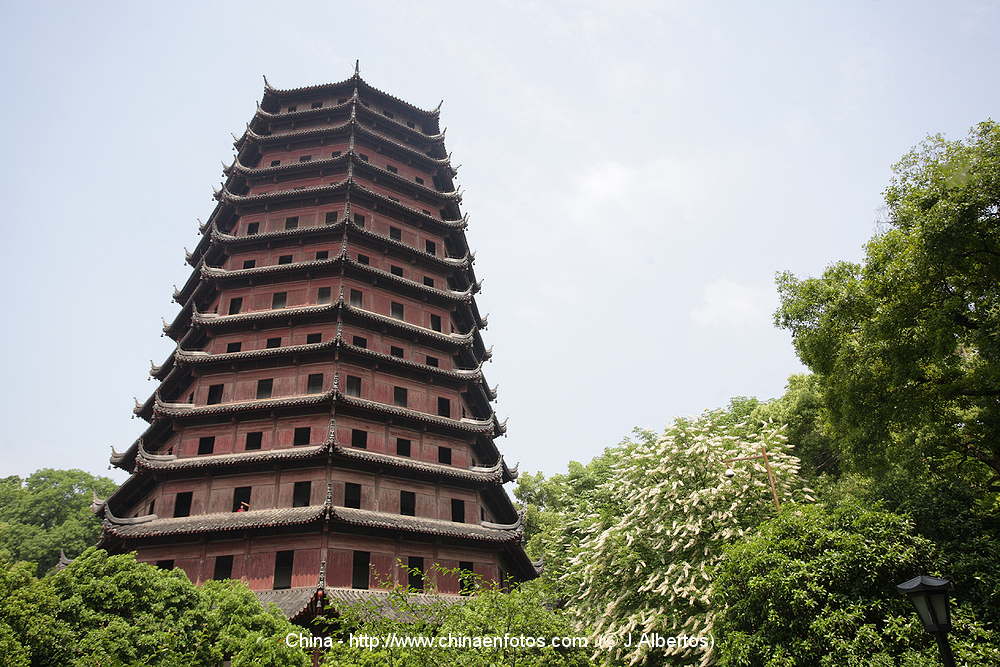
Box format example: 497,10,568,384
690,279,777,328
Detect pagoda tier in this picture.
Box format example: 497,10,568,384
98,69,536,613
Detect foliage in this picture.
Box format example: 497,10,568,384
775,120,1000,493
713,499,1000,666
318,564,594,666
0,469,117,575
529,407,811,666
0,547,310,666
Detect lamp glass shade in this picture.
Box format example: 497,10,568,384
929,591,951,631
910,594,934,629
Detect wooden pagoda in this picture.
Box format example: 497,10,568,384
94,64,536,619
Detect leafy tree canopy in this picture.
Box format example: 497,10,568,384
0,547,310,667
713,499,1000,666
0,469,117,574
775,120,1000,493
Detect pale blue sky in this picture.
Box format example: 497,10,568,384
1,1,997,482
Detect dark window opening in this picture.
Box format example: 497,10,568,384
156,559,174,570
353,213,366,227
317,286,332,304
293,427,311,446
351,429,368,448
451,498,465,523
423,276,435,287
246,222,260,235
415,176,425,185
396,438,411,457
266,337,281,348
306,333,322,344
284,216,299,229
393,386,408,407
350,289,363,307
356,254,369,265
148,500,155,514
232,486,251,512
352,551,370,589
389,226,402,241
408,556,424,591
358,153,369,162
406,121,415,128
425,356,438,367
278,254,293,264
306,373,324,393
390,346,404,358
430,314,442,332
242,259,256,269
287,105,297,112
273,550,294,590
197,436,215,455
325,211,339,224
292,481,312,507
174,491,193,517
207,384,224,404
311,101,323,109
425,240,435,255
332,150,342,157
437,397,451,418
383,110,395,119
390,265,403,277
352,336,367,348
271,292,287,309
400,491,415,516
386,164,398,173
245,431,262,450
298,155,312,162
345,376,361,397
315,250,329,260
228,298,243,315
256,379,273,399
344,482,361,509
438,447,452,465
226,342,242,353
213,555,234,580
269,160,280,167
390,302,404,320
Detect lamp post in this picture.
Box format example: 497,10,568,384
896,575,955,666
723,445,781,510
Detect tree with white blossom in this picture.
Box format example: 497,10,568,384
561,411,812,666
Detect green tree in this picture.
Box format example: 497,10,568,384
713,499,1000,666
319,565,593,666
775,121,1000,492
0,547,310,666
0,469,117,574
558,410,811,666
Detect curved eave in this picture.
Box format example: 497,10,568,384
336,393,503,437
262,73,442,122
209,218,473,272
252,98,354,123
136,443,330,472
153,389,334,420
200,255,473,304
234,120,353,152
103,505,327,539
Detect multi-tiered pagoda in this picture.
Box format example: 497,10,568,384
94,65,536,619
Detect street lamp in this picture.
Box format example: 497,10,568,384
722,445,781,510
896,575,955,666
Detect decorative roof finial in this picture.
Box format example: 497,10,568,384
263,74,273,91
435,99,444,113
354,59,360,75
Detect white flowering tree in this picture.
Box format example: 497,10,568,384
562,412,812,666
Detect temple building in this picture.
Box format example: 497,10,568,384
94,65,536,619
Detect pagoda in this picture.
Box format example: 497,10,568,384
94,64,536,619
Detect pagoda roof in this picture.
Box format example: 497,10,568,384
262,72,443,122
182,298,479,351
101,502,521,543
207,218,475,271
148,386,505,437
215,179,467,230
197,254,477,304
256,586,464,622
